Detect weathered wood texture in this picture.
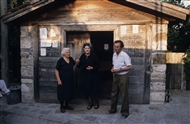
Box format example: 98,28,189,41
126,0,189,20
2,0,55,23
0,0,8,85
143,23,152,103
166,52,186,90
21,1,168,25
3,0,189,25
38,26,63,102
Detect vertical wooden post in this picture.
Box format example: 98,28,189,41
143,23,152,104
0,0,8,85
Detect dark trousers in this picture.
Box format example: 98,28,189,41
110,74,129,116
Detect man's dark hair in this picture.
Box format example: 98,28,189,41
114,40,124,48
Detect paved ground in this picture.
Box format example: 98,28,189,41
0,90,190,124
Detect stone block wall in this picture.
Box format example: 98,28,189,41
150,24,168,104
19,23,169,104
115,25,147,103
20,26,36,102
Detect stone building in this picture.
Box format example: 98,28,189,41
1,0,189,104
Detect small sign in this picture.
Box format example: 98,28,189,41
104,44,109,50
40,48,46,56
46,40,51,47
132,25,139,34
50,29,56,37
120,26,127,36
52,40,58,48
40,40,52,47
40,40,46,47
39,28,47,39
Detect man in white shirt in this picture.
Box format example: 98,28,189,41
107,40,132,119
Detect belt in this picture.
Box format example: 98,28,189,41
114,73,128,76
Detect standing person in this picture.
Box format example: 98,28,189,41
76,43,101,110
107,40,132,119
55,48,75,113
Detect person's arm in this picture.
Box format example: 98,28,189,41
87,54,100,71
112,54,132,73
119,65,132,71
121,53,132,71
76,55,82,68
55,69,62,85
111,65,132,73
111,66,114,72
55,59,62,85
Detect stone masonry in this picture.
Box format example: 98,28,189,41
19,24,168,104
150,24,168,104
20,26,35,102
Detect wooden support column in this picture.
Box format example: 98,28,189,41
0,0,8,85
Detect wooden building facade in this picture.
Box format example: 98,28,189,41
1,0,189,104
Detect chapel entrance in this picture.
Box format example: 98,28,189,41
66,32,113,99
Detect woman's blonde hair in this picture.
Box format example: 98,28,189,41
61,48,70,56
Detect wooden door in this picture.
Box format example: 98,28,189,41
66,32,90,97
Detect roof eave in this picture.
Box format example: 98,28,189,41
1,0,190,24
1,0,55,24
125,0,190,20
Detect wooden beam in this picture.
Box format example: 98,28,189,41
1,0,55,23
137,0,190,14
126,0,188,20
22,19,168,26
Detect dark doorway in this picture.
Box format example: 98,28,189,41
66,31,113,99
8,26,21,86
90,32,113,99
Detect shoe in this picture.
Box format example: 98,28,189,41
121,115,128,119
5,90,10,96
87,102,93,110
107,110,116,114
60,106,65,113
64,106,74,110
94,101,99,109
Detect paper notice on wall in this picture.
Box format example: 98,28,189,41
40,40,46,47
132,25,139,34
120,26,127,36
52,40,58,48
40,40,52,47
39,28,47,39
50,29,56,37
40,48,46,56
46,40,51,47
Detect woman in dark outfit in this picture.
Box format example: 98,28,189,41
76,43,101,110
55,48,75,113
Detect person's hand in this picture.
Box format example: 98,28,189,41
111,68,120,73
58,80,62,86
86,66,93,70
76,59,80,65
111,68,114,73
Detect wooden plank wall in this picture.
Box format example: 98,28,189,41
166,52,186,90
